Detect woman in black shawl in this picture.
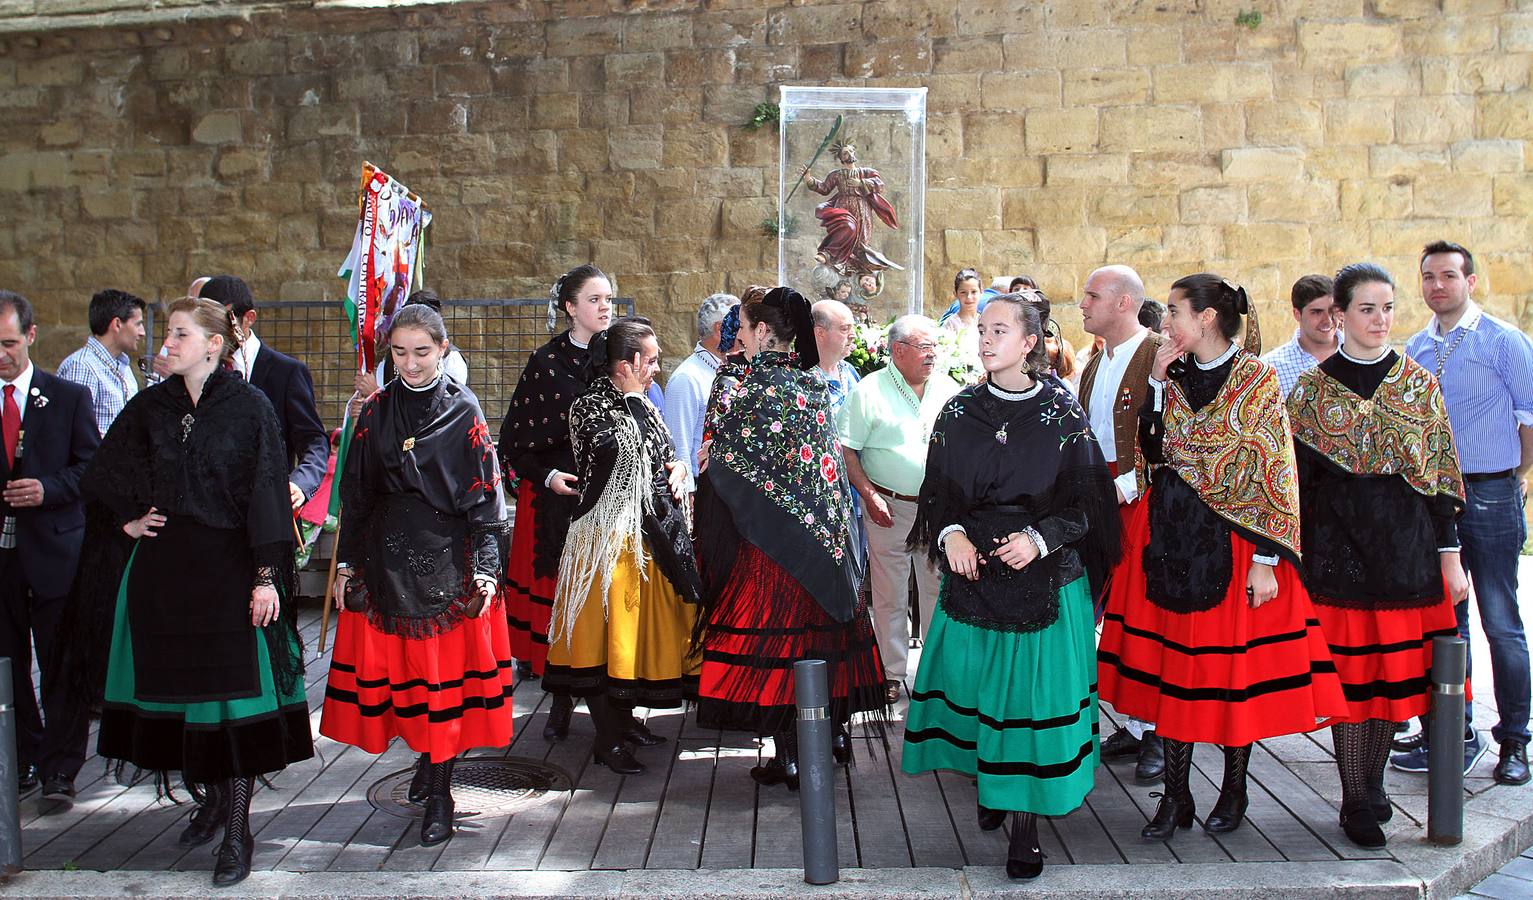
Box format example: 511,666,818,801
903,296,1121,880
68,296,311,887
545,317,700,775
321,304,512,848
694,287,884,790
498,264,613,741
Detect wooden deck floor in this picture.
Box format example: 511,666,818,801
17,601,1490,874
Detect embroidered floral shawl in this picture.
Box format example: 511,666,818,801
1288,353,1464,504
701,350,860,622
1162,350,1303,558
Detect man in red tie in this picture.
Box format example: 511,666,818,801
0,291,99,802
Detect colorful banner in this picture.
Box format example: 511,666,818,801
337,163,431,374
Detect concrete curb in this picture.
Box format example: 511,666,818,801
3,786,1530,900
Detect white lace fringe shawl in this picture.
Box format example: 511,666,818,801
550,409,652,648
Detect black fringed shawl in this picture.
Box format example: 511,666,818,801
498,330,590,577
696,351,861,623
59,367,302,702
338,376,508,638
909,380,1122,633
551,378,702,644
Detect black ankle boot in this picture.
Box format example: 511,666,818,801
832,726,851,765
977,804,1006,831
420,758,456,846
1366,772,1392,824
1204,744,1250,834
594,743,646,775
1339,799,1386,849
407,753,431,804
749,733,799,791
544,694,574,742
1141,792,1195,840
1006,812,1043,880
212,777,254,887
621,717,666,747
179,780,228,848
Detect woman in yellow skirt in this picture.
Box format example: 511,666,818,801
546,317,701,775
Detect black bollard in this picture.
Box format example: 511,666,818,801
1428,635,1467,846
793,659,838,885
0,661,20,875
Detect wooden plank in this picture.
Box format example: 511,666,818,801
537,747,622,870
1081,756,1177,865
883,736,966,868
1050,788,1124,865
832,742,859,868
933,769,1009,867
697,738,758,870
483,698,595,871
643,720,718,870
292,737,416,872
1098,747,1230,864
1246,740,1388,861
428,695,547,871
1188,743,1284,862
590,707,686,870
843,732,911,868
256,742,385,871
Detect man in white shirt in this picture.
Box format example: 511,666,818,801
662,292,738,492
1078,264,1166,783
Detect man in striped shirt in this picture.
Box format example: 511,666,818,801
56,289,145,438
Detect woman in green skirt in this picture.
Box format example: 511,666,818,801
66,296,312,887
904,294,1120,880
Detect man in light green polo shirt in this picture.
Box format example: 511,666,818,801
838,314,961,702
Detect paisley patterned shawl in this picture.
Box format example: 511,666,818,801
1163,350,1302,558
1287,353,1464,504
704,350,860,621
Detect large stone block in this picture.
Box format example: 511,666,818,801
1345,62,1419,98
1492,173,1533,215
663,127,729,168
767,4,862,46
1479,93,1533,139
1397,96,1475,144
843,38,932,77
1003,186,1088,227
926,186,1001,230
1154,62,1272,103
1179,185,1247,224
546,17,621,56
1063,68,1151,107
1093,189,1179,227
862,0,958,40
1221,147,1306,182
1410,177,1491,219
1246,101,1324,147
1222,222,1311,260
1100,106,1200,152
975,70,1058,111
957,1,1042,36
1340,178,1414,221
1298,20,1401,62
624,14,693,52
1023,108,1098,154
1034,226,1107,263
933,36,1004,74
942,228,983,264
1009,29,1127,69
1402,18,1498,56
1323,98,1395,145
1248,178,1340,222
1046,154,1128,185
1370,144,1452,178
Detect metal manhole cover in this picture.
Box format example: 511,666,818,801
367,756,574,819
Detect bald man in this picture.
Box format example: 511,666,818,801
1079,264,1166,783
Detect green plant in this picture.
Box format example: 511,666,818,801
743,102,780,132
759,214,798,238
1235,10,1262,29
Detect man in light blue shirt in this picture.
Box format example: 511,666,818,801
1261,274,1339,397
1393,240,1533,786
661,292,738,492
56,289,145,437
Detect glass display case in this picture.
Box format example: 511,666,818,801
778,86,927,321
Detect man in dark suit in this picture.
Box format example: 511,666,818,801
198,276,327,509
0,290,99,800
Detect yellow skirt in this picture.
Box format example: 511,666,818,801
544,549,698,708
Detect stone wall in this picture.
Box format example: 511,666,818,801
2,0,1532,372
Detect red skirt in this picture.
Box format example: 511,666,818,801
1097,532,1348,746
1098,467,1151,622
697,543,885,735
503,479,556,674
1313,587,1464,724
320,605,516,763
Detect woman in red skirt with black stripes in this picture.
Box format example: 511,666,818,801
693,288,885,789
1287,263,1467,849
1097,273,1348,842
497,265,613,741
322,304,514,847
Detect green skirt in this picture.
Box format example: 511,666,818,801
902,576,1099,816
97,549,314,782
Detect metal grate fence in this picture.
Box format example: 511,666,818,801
146,298,636,429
